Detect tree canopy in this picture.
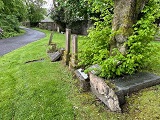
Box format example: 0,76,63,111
25,0,47,23
0,0,27,38
51,0,90,28
0,0,46,38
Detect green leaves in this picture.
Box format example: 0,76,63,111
0,14,21,38
0,0,4,10
25,0,46,23
79,0,160,79
0,0,28,38
52,0,89,24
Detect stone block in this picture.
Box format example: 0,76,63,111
48,51,61,62
89,73,121,112
75,68,90,91
111,72,160,105
59,48,65,55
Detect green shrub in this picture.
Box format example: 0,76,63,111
0,14,20,38
79,0,160,78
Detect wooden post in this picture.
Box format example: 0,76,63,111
69,34,78,69
62,28,71,65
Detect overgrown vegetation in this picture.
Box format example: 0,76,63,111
79,0,160,78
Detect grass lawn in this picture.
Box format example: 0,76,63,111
0,28,160,120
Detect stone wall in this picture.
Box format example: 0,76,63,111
68,20,93,35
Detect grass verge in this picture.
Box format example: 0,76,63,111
0,28,160,120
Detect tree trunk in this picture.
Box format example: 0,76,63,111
110,0,148,55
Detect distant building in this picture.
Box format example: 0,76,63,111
41,16,54,23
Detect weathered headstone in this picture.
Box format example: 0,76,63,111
47,31,57,53
69,34,78,69
74,68,90,91
48,51,61,62
48,31,54,45
62,29,71,65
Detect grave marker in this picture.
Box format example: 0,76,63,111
63,29,71,65
48,31,54,45
69,34,78,69
48,51,61,62
57,26,60,32
74,68,90,91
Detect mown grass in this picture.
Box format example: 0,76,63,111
0,30,74,119
0,28,160,120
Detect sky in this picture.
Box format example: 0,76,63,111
43,0,53,9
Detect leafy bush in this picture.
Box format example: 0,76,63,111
79,0,160,78
0,0,28,39
0,14,20,39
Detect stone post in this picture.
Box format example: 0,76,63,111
48,31,54,45
57,26,60,33
69,34,78,69
63,28,71,65
47,31,57,53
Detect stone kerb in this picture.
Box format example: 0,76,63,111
111,72,160,105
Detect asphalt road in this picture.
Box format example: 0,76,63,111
0,27,45,56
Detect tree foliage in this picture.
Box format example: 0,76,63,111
51,0,90,28
25,0,47,23
80,0,160,78
0,0,27,38
0,0,47,38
